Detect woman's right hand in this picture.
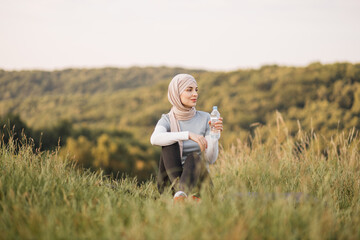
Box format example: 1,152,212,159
189,132,208,152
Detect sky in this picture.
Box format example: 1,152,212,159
1,0,360,71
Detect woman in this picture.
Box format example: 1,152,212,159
150,74,223,201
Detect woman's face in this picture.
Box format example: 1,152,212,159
180,82,198,109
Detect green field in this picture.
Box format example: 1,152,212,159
1,122,359,240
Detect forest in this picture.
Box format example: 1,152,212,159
1,62,359,180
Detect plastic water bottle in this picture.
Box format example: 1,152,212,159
210,106,220,139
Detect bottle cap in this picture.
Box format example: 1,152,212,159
213,106,217,110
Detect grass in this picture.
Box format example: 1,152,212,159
1,124,359,240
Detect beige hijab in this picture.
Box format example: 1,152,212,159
167,74,197,158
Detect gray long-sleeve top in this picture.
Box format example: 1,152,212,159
150,111,219,165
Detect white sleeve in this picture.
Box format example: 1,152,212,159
150,125,189,146
204,135,219,165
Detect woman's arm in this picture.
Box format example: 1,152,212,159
150,125,189,146
151,125,209,152
204,116,223,164
204,136,218,164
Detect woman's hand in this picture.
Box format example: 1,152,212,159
189,132,208,152
209,117,224,132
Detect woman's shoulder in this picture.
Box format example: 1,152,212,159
196,110,210,120
158,113,170,125
160,113,170,121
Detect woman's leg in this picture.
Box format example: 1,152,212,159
157,143,183,193
157,143,211,194
181,152,210,193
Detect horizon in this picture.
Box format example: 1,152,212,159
0,61,358,73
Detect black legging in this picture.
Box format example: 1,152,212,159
157,142,211,194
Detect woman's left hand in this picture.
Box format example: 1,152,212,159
209,117,224,132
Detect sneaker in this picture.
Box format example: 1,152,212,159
191,196,201,202
173,191,187,203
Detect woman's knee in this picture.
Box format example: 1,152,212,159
162,142,180,154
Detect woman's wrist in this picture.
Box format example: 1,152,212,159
188,132,193,140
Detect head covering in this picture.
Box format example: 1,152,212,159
167,74,198,158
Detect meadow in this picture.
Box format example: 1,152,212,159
1,120,359,240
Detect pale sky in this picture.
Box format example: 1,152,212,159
1,0,359,71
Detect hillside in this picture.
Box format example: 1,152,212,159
0,67,206,99
1,62,359,179
1,63,360,139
